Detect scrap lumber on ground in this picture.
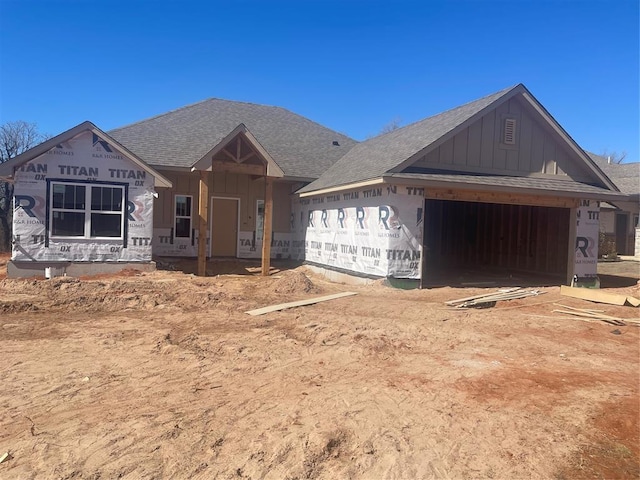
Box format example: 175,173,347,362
560,285,640,307
446,288,544,308
552,303,639,326
245,292,358,316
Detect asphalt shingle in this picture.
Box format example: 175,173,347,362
298,85,517,193
109,99,357,179
586,152,639,195
388,172,625,199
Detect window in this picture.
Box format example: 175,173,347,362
174,195,192,238
50,182,125,238
256,199,265,241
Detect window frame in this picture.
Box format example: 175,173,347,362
47,179,128,244
174,194,193,239
256,199,265,241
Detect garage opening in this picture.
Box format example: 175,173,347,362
422,199,570,286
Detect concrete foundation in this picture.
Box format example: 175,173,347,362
305,264,379,286
7,261,156,279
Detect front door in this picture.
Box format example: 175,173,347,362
211,197,239,257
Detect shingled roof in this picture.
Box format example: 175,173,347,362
586,152,639,196
109,99,357,179
299,84,617,195
298,85,516,193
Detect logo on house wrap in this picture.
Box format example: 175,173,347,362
355,206,368,229
127,200,145,227
92,133,113,153
14,195,45,222
575,236,596,259
46,141,74,157
574,198,600,277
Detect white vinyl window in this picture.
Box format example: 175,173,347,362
256,199,265,241
174,195,192,238
50,182,125,239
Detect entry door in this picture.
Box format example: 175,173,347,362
211,197,239,257
615,213,628,255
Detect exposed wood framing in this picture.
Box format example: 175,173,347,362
425,188,580,209
221,149,237,162
261,176,274,276
424,200,570,277
197,170,210,276
212,162,265,175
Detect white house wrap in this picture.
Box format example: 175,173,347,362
293,185,423,279
574,199,600,278
11,131,156,263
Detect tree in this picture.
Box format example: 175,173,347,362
0,121,47,251
379,117,402,135
600,149,628,164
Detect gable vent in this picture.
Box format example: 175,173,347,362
504,118,517,145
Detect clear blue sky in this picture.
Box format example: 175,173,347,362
1,0,638,162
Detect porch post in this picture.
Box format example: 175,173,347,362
261,176,273,276
197,170,209,276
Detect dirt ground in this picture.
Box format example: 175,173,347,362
0,254,638,479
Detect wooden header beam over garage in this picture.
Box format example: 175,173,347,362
425,188,581,209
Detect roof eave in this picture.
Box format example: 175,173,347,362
385,173,629,202
298,177,386,197
0,121,173,188
519,89,619,192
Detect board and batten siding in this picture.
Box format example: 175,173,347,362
410,97,592,182
153,170,292,233
151,169,293,258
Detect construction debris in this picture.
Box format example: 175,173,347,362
445,288,544,308
552,303,639,327
245,292,357,316
560,285,640,307
0,452,9,464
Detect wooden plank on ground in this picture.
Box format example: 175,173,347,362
560,285,638,307
246,292,358,316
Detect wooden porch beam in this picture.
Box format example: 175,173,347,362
197,170,209,276
212,162,266,176
261,176,274,276
238,151,256,163
221,149,237,162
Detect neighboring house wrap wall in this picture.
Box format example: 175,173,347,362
12,131,156,263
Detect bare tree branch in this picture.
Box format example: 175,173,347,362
600,149,628,164
0,120,48,251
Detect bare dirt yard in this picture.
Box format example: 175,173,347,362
1,254,638,479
